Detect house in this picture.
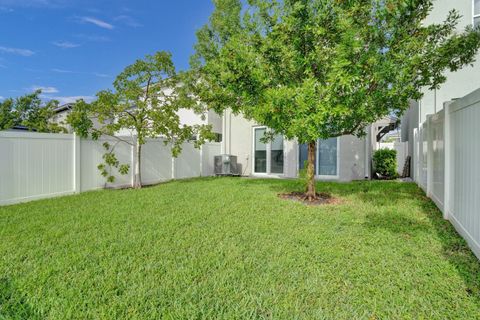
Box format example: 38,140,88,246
401,0,480,174
4,125,35,132
51,103,74,132
50,99,223,140
219,109,397,181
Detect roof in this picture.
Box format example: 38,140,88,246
9,125,36,132
53,103,74,114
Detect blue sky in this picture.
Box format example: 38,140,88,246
0,0,214,104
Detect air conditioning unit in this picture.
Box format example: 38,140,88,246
214,154,240,176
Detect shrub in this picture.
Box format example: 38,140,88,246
373,149,398,179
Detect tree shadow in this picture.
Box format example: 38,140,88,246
238,178,480,303
419,199,480,302
0,278,42,319
354,182,480,304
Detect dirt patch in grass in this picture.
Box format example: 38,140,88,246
278,192,341,206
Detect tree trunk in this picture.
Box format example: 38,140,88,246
134,141,142,189
305,141,317,201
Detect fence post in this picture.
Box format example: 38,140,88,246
426,116,433,197
199,144,204,177
73,133,81,193
413,128,418,182
171,154,176,180
443,102,453,220
131,137,136,188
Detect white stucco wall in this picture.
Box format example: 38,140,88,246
420,0,480,122
339,135,367,182
224,109,368,181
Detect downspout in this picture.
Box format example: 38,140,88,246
229,111,232,155
221,110,227,154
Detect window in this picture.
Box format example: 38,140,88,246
254,128,267,173
299,138,338,177
213,133,222,143
298,143,317,172
318,138,338,176
270,135,284,174
475,0,480,28
253,127,284,174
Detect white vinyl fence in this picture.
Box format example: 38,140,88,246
413,88,480,259
0,132,220,206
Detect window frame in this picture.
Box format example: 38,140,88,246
296,138,341,180
316,137,340,180
252,126,285,176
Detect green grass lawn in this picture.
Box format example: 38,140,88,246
1,178,480,319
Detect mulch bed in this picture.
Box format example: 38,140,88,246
278,192,341,206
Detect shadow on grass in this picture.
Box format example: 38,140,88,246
0,278,42,319
239,177,480,304
419,199,480,302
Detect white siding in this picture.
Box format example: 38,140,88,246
420,0,480,122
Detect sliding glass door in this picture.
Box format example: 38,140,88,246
299,138,338,178
254,127,284,175
318,138,338,176
254,128,267,173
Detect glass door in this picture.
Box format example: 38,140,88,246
254,127,284,175
254,128,267,173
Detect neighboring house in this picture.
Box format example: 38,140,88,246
4,125,35,132
50,99,223,139
220,109,397,181
115,108,223,139
401,0,480,172
52,103,74,132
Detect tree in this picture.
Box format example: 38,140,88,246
67,51,214,189
0,90,66,133
188,0,480,200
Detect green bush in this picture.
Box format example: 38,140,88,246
373,149,398,179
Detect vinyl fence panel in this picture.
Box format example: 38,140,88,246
412,88,480,259
175,142,201,179
202,142,221,176
0,132,75,205
448,89,480,259
430,112,445,209
80,137,133,191
0,133,219,206
141,139,174,185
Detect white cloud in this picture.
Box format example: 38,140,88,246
0,0,68,8
0,6,14,12
114,15,142,28
0,96,5,101
0,46,35,56
31,86,59,94
51,68,110,78
51,68,73,73
74,33,110,42
93,72,110,78
52,41,81,49
80,17,114,30
48,95,95,104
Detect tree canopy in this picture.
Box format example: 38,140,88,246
189,0,480,198
68,51,214,188
0,90,66,133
